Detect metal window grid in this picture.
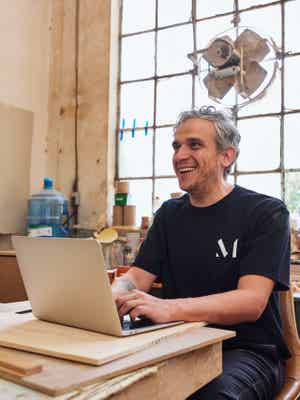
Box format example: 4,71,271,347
116,0,300,213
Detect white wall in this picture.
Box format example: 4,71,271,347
0,1,52,232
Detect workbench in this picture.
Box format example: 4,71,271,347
0,302,233,400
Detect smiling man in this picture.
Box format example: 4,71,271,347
112,106,290,399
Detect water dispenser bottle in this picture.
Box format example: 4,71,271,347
27,178,69,237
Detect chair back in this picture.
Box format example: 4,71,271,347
274,289,300,399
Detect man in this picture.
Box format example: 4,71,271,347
112,106,290,399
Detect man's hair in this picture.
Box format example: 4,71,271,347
174,106,241,177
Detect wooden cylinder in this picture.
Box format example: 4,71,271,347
123,205,136,226
116,181,129,194
141,216,150,229
112,205,123,226
170,192,183,199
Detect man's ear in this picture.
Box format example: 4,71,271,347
220,146,237,169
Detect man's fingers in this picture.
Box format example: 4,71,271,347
118,299,142,317
130,305,150,321
116,291,143,308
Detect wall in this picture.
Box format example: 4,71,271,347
0,0,52,233
0,0,118,235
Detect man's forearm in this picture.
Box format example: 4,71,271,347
170,288,273,325
168,275,274,325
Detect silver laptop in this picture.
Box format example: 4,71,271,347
12,236,182,336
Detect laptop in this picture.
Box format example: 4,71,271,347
12,236,182,336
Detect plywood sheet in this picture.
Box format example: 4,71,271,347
0,326,234,396
0,347,42,376
0,102,33,234
0,313,206,366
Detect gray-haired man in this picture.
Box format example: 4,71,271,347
113,107,290,399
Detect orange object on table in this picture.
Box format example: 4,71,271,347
107,269,116,284
116,265,130,277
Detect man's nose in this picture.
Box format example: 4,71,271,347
174,144,190,160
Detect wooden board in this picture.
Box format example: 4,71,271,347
0,347,42,376
0,312,207,366
0,326,234,396
0,102,33,234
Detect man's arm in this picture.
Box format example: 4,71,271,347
116,274,275,324
170,274,275,324
111,267,156,299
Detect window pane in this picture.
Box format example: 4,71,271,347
158,0,191,27
239,0,276,9
157,25,193,76
156,75,192,125
196,1,234,19
237,117,280,171
122,0,155,34
238,63,281,117
285,56,300,111
240,6,281,47
196,16,233,50
237,173,281,199
227,174,235,185
195,83,219,109
121,33,155,81
285,172,300,226
285,113,300,169
155,178,182,203
155,128,175,176
286,1,300,53
118,129,153,178
129,179,153,224
120,81,154,127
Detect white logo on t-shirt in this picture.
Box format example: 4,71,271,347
216,238,239,258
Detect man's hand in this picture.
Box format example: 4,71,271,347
116,289,176,324
111,275,136,301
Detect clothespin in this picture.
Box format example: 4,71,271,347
120,118,125,141
144,121,149,136
131,118,136,138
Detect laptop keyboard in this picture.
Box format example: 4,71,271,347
122,316,154,331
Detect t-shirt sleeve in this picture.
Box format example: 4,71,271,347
238,200,290,291
132,204,167,278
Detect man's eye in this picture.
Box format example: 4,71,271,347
190,142,201,149
172,143,180,150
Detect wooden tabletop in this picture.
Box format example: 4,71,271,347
0,250,16,256
0,316,234,399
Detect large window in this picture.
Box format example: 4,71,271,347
117,0,300,226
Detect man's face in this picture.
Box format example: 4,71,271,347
172,118,226,193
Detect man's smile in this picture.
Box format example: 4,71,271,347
177,165,198,176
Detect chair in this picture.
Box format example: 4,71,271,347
274,289,300,399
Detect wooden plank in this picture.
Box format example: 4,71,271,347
0,312,208,366
0,327,233,396
0,102,33,234
77,0,115,230
0,251,16,257
46,0,76,201
0,347,42,376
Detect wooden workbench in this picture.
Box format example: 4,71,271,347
0,327,230,400
0,302,233,400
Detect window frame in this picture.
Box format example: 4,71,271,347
116,0,300,214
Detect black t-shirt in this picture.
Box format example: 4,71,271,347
133,185,291,360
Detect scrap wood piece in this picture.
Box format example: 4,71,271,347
66,366,160,400
0,312,206,366
0,346,42,376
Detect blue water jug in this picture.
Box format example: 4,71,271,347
27,178,69,237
